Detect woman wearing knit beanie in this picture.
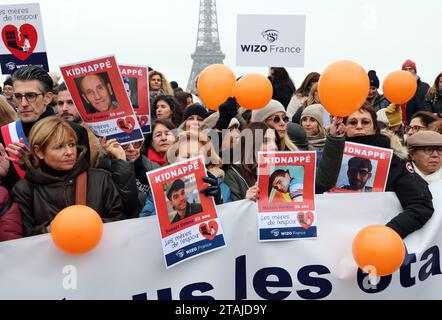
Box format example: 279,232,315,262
251,99,297,151
182,103,209,132
301,104,327,150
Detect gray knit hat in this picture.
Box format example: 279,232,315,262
301,103,324,127
287,123,309,150
251,99,286,123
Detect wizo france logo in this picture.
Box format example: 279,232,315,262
270,229,280,237
261,29,279,43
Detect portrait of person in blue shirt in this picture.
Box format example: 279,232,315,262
268,168,304,202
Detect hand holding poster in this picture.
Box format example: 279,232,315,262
330,142,393,193
257,151,316,241
0,3,49,74
119,65,151,133
60,56,144,145
146,156,226,268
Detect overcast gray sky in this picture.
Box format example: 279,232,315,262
2,0,442,90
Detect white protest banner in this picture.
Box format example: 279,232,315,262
236,14,306,67
0,3,49,74
60,56,144,145
257,151,316,241
146,156,226,268
1,182,442,299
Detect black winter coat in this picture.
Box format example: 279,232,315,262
405,78,431,124
11,148,125,236
347,133,434,239
423,92,442,117
98,156,141,218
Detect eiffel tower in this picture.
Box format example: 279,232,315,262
186,0,225,92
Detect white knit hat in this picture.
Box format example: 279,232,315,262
376,108,389,125
251,99,286,123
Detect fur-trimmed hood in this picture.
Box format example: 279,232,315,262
381,129,408,160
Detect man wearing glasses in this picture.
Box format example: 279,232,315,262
0,66,90,190
341,157,373,192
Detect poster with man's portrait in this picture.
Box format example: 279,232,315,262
60,55,144,145
329,142,393,193
119,65,151,134
257,151,316,242
146,156,226,268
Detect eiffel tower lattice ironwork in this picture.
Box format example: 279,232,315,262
186,0,225,92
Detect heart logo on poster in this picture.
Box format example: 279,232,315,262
199,220,218,241
1,24,38,61
137,115,149,127
297,211,314,229
116,117,135,134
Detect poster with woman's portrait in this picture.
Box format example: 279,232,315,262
60,55,144,145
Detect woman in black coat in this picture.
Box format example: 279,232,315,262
344,103,434,239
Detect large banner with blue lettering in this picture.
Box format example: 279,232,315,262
0,182,442,299
0,3,49,74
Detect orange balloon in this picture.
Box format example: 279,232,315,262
352,225,405,276
383,70,417,105
197,64,236,111
318,60,370,117
51,205,103,255
233,73,273,110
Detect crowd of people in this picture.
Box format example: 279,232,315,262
0,59,441,242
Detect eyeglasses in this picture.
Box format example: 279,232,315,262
419,146,442,155
348,168,370,177
406,125,425,133
13,92,44,103
268,115,289,124
122,141,143,150
347,119,372,128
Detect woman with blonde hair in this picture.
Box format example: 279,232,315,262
149,70,174,113
11,116,125,236
0,95,18,127
292,82,320,124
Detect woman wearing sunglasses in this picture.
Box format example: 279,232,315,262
99,137,149,219
251,99,346,194
344,103,434,239
407,130,442,185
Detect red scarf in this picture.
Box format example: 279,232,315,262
148,148,167,166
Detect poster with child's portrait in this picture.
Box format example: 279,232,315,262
257,151,317,242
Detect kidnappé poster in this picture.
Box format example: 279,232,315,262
119,64,151,134
60,55,144,145
257,151,316,241
146,156,226,269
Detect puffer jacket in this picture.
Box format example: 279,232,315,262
11,148,125,236
0,186,22,241
98,156,141,218
346,130,434,239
